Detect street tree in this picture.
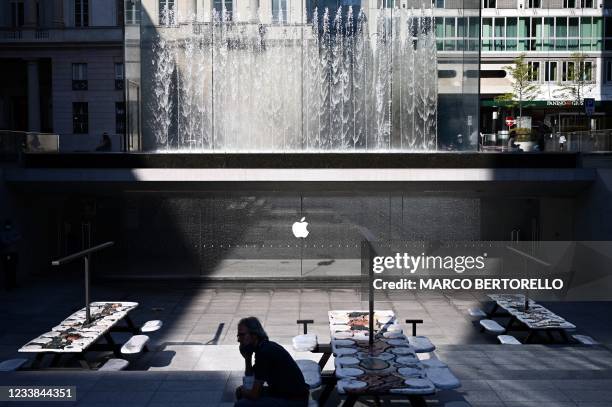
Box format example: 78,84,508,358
495,54,539,120
555,52,594,106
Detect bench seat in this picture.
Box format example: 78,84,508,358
99,358,129,371
0,358,28,372
573,335,599,345
121,335,150,355
479,319,505,335
407,336,435,353
293,334,317,352
141,320,163,333
296,359,321,389
425,367,461,390
497,335,521,345
468,308,487,319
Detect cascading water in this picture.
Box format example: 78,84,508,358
145,5,438,152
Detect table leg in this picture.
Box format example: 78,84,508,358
103,332,122,357
49,354,63,367
505,316,516,330
124,315,140,334
31,353,46,369
408,395,428,407
318,352,331,370
487,303,499,317
75,353,92,369
317,382,335,407
559,329,570,343
342,394,358,407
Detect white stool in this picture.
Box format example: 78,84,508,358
479,319,505,335
99,358,129,371
121,335,150,355
497,335,521,345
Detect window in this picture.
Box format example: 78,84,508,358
494,18,505,51
606,60,612,83
72,102,88,134
581,61,593,81
482,18,493,51
435,0,445,8
468,17,479,51
568,18,579,50
507,17,517,51
556,17,567,50
213,0,232,19
159,0,175,24
564,0,575,6
116,102,126,135
528,61,540,82
581,0,593,7
272,0,287,23
72,63,88,90
562,61,575,81
10,1,24,27
457,17,466,50
528,0,541,8
125,0,140,24
545,61,557,82
74,0,89,27
445,17,456,50
115,63,124,90
483,0,495,7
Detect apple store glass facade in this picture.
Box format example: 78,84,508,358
124,0,480,152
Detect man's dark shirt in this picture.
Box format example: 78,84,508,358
253,340,309,400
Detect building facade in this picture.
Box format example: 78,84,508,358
469,0,612,133
0,0,125,151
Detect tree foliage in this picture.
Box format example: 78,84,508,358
497,54,540,118
554,52,594,105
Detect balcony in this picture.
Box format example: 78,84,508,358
0,27,123,44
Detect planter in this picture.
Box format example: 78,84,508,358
515,141,536,152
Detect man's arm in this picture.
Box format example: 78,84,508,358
239,380,264,400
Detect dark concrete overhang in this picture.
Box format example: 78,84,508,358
3,153,596,197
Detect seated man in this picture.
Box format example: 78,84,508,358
235,317,309,406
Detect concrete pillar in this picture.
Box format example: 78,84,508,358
24,0,38,27
250,0,259,22
53,0,65,27
26,59,41,132
189,0,198,19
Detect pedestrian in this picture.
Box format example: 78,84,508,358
559,134,567,151
1,220,21,291
95,132,112,152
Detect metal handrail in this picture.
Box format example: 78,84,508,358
51,241,114,323
51,241,114,266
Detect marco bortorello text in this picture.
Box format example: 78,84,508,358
369,252,564,292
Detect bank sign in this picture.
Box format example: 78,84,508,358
546,100,583,106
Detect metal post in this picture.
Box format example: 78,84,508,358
368,243,374,348
84,254,91,323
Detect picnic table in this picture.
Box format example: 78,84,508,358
312,310,460,407
487,294,576,343
18,301,140,369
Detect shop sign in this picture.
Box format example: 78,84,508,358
505,117,516,127
546,100,583,107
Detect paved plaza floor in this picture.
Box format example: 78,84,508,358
2,277,612,406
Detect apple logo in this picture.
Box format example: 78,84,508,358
292,217,309,238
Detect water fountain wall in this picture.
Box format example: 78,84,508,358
141,6,443,152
